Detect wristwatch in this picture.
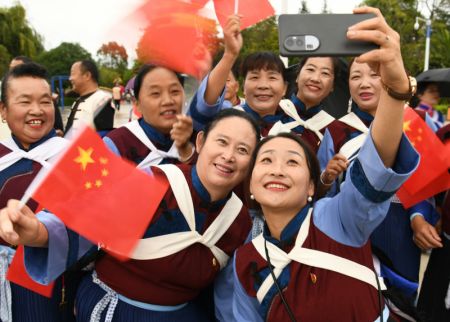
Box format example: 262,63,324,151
381,76,417,101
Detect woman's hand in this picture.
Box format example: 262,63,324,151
322,154,349,185
347,6,410,168
171,115,194,162
411,215,443,250
347,6,409,93
0,199,48,247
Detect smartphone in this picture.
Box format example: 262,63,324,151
278,13,379,57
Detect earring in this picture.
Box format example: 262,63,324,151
250,194,255,200
307,196,313,203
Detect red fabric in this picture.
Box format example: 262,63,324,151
397,108,450,208
30,126,169,258
213,0,275,30
7,246,54,297
135,0,217,79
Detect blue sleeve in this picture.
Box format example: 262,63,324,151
23,210,94,284
317,128,336,171
408,199,440,226
214,257,235,322
187,74,226,131
314,131,420,247
231,255,263,322
102,136,121,156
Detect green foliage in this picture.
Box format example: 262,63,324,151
362,0,450,75
435,103,448,115
98,66,121,88
36,42,92,77
0,4,44,61
240,16,279,59
0,44,11,76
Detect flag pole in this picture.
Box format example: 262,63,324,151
234,0,238,15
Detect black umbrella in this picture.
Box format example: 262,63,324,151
415,68,450,97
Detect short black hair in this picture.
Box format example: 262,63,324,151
241,52,287,81
78,60,99,84
11,56,32,65
202,108,260,146
1,62,49,105
416,81,439,96
133,64,184,100
249,132,320,200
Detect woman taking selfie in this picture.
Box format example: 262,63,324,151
227,6,420,321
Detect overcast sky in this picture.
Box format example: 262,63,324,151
0,0,364,62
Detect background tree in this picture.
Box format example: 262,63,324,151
240,16,279,59
0,45,11,76
362,0,450,75
97,41,128,73
36,42,92,77
0,4,44,72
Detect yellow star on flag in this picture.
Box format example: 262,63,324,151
99,157,108,165
74,147,95,171
95,180,102,188
85,181,92,189
403,120,411,133
101,169,109,177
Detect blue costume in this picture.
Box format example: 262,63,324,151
188,76,333,153
219,130,419,321
0,130,77,322
317,103,438,304
23,164,251,322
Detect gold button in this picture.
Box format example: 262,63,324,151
310,273,317,284
212,257,217,266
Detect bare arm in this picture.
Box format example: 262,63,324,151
347,6,410,168
204,15,242,105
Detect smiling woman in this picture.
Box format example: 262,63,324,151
218,6,422,322
1,66,55,149
0,62,70,322
0,108,261,322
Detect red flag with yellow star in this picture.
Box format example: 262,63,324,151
397,108,450,208
23,125,169,258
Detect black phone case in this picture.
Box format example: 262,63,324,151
278,13,379,57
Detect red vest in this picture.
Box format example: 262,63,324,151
236,216,382,321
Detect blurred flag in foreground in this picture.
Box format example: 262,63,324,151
134,0,218,79
124,0,275,79
213,0,275,30
397,108,450,208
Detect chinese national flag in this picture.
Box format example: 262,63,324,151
213,0,275,30
397,108,450,208
134,0,218,79
22,125,169,258
7,246,54,297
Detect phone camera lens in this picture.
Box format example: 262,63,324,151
296,39,303,47
285,38,294,48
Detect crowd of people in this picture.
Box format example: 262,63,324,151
0,6,449,322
